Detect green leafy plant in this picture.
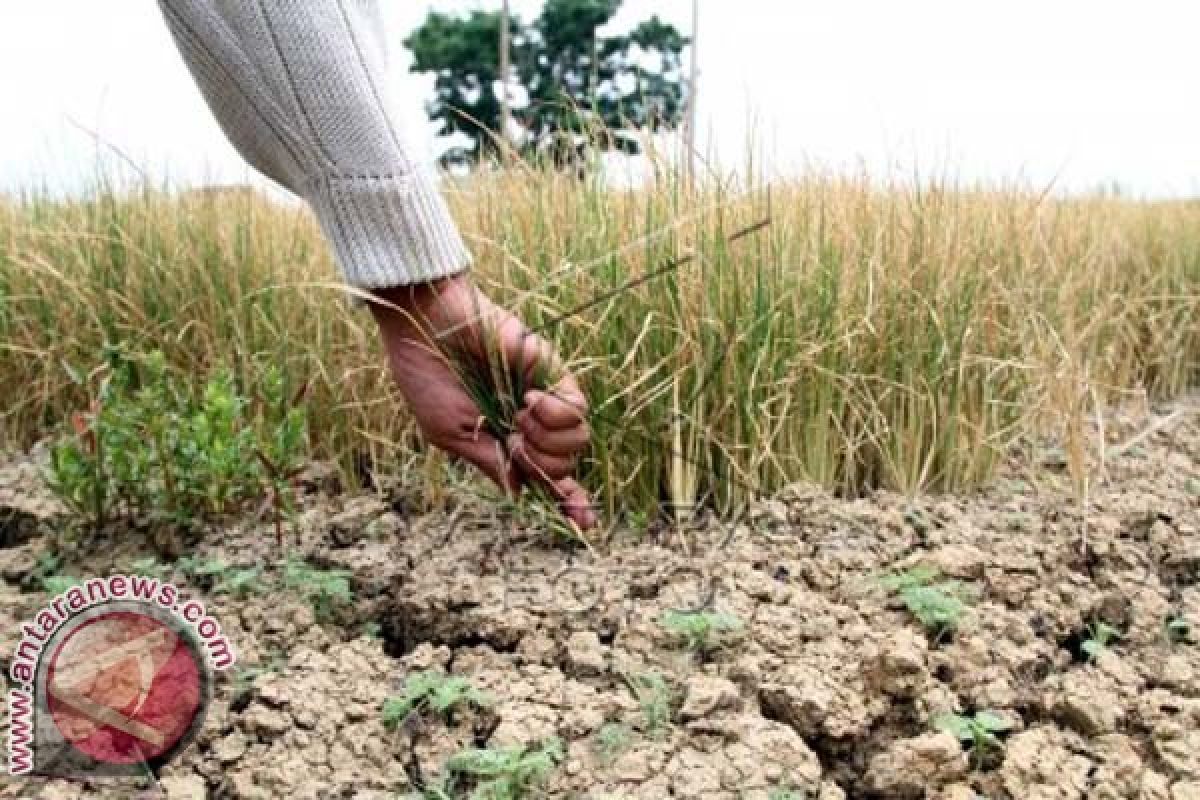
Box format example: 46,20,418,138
1164,613,1194,646
383,670,491,730
934,710,1011,769
621,670,673,736
176,555,262,595
1082,620,1121,661
42,574,81,596
414,737,565,800
592,722,634,764
282,556,352,621
31,551,78,595
47,348,306,540
129,557,171,579
881,566,973,640
659,609,743,654
213,566,265,597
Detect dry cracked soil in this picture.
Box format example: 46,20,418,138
1,398,1198,799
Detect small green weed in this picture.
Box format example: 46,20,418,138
1082,620,1121,661
881,566,973,640
1165,613,1194,646
282,556,352,621
592,722,634,764
42,574,81,596
414,737,565,800
31,551,78,595
129,556,171,579
382,670,491,730
934,710,1011,769
175,555,262,595
659,609,743,654
48,348,306,541
213,565,265,597
621,670,673,735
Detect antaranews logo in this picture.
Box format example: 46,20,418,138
7,574,235,778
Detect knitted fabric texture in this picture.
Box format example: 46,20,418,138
158,0,471,288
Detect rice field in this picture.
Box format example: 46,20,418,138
1,169,1197,516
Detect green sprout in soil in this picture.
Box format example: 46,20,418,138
42,574,81,596
1082,620,1121,661
1165,613,1194,646
413,737,565,800
620,670,673,736
382,670,491,730
129,556,171,579
592,722,634,764
176,556,264,596
659,609,743,654
934,710,1011,769
282,556,352,621
881,566,973,641
32,551,78,595
213,565,265,597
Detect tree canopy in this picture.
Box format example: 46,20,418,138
404,0,689,167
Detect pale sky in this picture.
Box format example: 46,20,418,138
1,1,1198,197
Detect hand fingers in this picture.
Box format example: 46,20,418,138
516,409,589,457
524,384,587,431
549,477,597,530
506,434,575,482
495,316,588,430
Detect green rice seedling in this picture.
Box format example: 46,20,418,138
591,722,634,764
881,566,973,641
620,670,673,736
1082,620,1121,661
659,609,744,654
382,670,491,730
934,710,1012,769
282,555,352,621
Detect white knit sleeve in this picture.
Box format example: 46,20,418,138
157,0,472,288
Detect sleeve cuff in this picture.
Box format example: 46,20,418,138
304,167,472,289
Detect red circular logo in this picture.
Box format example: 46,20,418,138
45,610,204,764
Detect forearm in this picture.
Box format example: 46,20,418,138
157,0,471,288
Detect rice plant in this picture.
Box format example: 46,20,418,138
3,165,1198,521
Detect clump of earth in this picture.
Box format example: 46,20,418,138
1,398,1198,799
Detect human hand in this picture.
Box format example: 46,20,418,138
368,275,595,530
